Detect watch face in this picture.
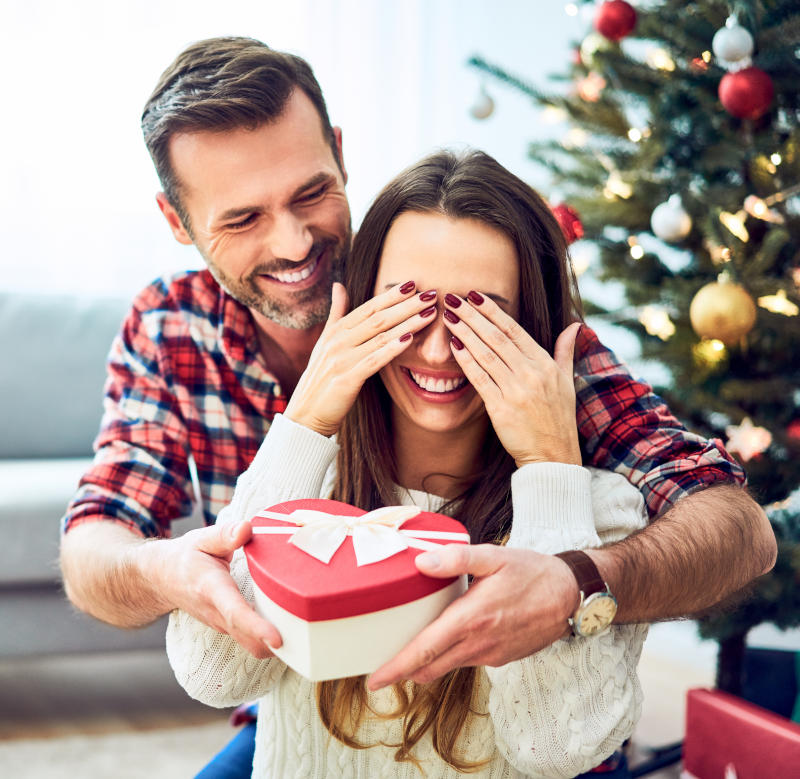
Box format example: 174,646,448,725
576,593,618,637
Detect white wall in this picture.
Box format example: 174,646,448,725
0,0,586,296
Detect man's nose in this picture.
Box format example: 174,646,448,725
269,211,313,263
416,310,456,365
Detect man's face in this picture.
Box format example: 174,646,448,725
162,89,351,330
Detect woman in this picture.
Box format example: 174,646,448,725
167,150,648,778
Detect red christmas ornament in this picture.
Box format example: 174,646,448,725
718,67,774,119
551,204,584,245
594,0,637,42
787,419,800,444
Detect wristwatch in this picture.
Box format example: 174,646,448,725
554,550,617,637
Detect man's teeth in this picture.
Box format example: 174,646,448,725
409,371,466,393
267,256,319,283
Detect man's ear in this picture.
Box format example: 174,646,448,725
333,126,347,185
155,192,193,245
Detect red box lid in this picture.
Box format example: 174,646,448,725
683,687,800,778
244,498,469,621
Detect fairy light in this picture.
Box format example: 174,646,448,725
758,289,799,316
719,210,750,242
627,128,643,142
627,237,645,259
702,50,712,62
604,171,633,199
576,72,606,102
647,48,676,71
564,127,589,149
771,153,783,166
639,306,676,340
565,3,579,16
542,105,568,123
693,338,727,368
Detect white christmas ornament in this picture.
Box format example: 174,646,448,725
469,85,495,120
712,16,754,67
651,195,692,242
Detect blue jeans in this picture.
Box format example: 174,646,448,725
194,722,256,779
196,722,630,778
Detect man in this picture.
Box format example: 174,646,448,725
61,36,774,689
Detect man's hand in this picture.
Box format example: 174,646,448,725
367,544,577,690
165,521,282,658
61,520,282,659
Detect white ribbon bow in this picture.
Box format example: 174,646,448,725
251,505,469,566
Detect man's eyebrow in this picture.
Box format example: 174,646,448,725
381,283,511,306
216,173,334,223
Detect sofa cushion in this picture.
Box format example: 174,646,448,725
0,292,130,459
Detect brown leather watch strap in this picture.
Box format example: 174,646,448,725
554,550,605,597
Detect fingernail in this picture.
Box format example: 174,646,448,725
443,309,459,324
399,332,412,343
419,289,437,302
420,304,437,318
399,280,416,294
444,293,461,308
450,335,464,350
418,551,440,569
467,290,484,305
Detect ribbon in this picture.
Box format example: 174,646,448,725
251,505,469,566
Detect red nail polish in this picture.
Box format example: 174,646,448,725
443,309,459,324
399,280,416,294
419,289,437,302
399,332,412,342
444,293,461,308
420,305,437,318
450,335,464,350
467,290,484,305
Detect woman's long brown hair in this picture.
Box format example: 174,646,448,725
319,150,583,770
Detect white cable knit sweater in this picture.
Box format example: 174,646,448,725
167,414,649,778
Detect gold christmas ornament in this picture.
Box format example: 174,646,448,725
689,280,757,346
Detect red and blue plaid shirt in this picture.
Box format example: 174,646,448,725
62,270,745,538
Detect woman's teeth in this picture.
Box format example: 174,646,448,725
267,255,319,283
409,370,467,393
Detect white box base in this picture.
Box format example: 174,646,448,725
253,576,467,681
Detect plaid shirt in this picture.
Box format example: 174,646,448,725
63,270,745,538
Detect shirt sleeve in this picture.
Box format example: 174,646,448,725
574,325,745,518
61,289,194,538
485,463,649,778
166,414,339,707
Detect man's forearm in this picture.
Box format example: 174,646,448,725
589,484,777,622
60,522,172,628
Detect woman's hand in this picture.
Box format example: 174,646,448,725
442,292,582,466
284,281,437,436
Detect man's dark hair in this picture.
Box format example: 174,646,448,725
141,36,338,233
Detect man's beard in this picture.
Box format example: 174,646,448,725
204,236,348,330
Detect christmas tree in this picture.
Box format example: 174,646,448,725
470,0,800,695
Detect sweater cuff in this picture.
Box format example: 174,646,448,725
509,462,598,553
247,413,339,501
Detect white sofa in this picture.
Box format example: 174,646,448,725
0,291,171,656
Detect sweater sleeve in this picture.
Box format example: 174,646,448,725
485,463,649,778
165,414,339,708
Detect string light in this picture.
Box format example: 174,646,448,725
604,170,633,199
726,417,772,462
639,306,675,340
758,289,799,316
565,3,578,16
719,210,750,242
563,127,589,148
693,338,727,368
702,50,712,62
542,105,568,123
627,128,643,142
576,72,606,102
627,237,645,259
770,153,783,166
646,48,676,71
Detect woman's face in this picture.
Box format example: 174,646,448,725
374,211,520,438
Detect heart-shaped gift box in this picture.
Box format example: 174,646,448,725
245,498,470,681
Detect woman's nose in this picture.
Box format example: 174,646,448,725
416,309,456,365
